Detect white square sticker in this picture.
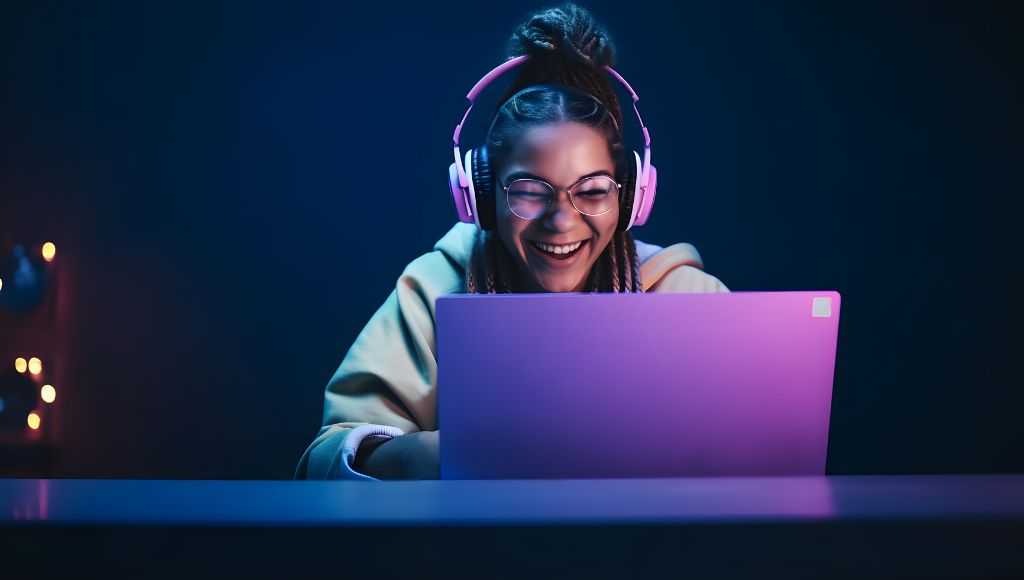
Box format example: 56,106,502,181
812,297,832,317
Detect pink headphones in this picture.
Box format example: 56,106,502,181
448,55,658,232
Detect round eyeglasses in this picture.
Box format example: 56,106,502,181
501,175,621,220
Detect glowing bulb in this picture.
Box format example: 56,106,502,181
41,385,56,403
27,413,41,430
0,276,4,292
42,242,56,262
15,358,27,373
28,357,43,375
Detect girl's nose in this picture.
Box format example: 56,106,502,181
540,190,580,232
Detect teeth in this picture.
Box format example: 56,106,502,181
536,240,583,255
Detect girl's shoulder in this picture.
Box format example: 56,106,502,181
431,222,478,272
395,223,475,298
634,237,729,293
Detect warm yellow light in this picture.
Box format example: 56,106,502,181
42,242,56,262
28,357,43,375
27,413,41,430
15,357,28,373
41,385,56,403
0,276,4,292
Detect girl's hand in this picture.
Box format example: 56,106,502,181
358,430,440,480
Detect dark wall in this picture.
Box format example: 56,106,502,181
1,1,1021,479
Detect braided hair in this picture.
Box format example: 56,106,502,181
466,2,643,294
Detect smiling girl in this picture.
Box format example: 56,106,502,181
295,2,729,480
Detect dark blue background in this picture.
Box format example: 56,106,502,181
2,1,1021,478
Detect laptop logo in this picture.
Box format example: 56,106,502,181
812,297,832,318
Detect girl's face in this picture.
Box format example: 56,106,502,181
495,122,619,293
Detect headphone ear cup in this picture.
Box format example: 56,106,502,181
449,156,475,225
471,146,496,231
616,152,638,232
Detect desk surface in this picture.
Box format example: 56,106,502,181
3,474,1023,526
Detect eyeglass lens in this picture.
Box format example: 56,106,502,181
505,176,618,219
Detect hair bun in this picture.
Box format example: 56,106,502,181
507,2,616,70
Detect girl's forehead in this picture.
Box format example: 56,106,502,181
506,123,614,174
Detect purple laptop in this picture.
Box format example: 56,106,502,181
436,291,841,479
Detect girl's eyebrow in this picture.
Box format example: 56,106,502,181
505,169,614,184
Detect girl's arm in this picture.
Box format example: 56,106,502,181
294,247,463,480
355,430,440,480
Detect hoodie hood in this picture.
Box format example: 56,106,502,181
432,223,705,292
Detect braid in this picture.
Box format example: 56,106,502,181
466,240,479,293
477,230,498,293
592,230,643,293
466,230,513,294
497,236,516,293
626,233,641,292
607,234,619,291
617,231,629,291
488,230,506,292
467,230,489,293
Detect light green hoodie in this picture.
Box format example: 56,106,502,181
294,222,730,480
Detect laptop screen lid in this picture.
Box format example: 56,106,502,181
437,291,841,479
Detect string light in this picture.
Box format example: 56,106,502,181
42,242,56,262
0,276,4,292
27,412,41,430
15,358,28,373
28,357,43,376
41,385,56,403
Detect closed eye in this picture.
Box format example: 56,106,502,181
509,192,549,201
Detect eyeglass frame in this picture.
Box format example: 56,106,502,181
499,174,622,220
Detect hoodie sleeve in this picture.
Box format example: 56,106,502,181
640,241,731,293
294,248,464,480
648,264,731,293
